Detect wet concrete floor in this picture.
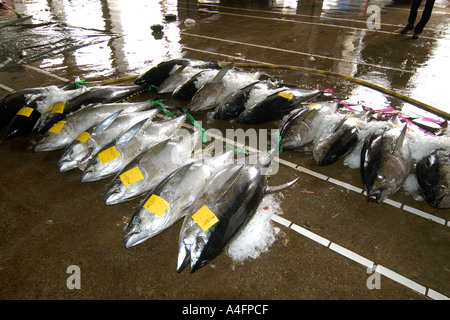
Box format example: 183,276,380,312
0,0,449,301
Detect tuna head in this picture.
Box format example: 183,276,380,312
58,140,91,172
361,125,412,203
186,82,227,113
417,148,450,209
213,90,248,120
34,120,77,152
123,208,158,248
313,116,361,166
134,59,192,86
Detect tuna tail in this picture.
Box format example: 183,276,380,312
393,123,408,154
265,177,299,194
211,62,234,83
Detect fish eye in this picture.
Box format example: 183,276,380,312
131,217,140,226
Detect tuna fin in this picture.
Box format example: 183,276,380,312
332,116,348,133
93,110,124,134
116,118,148,144
265,177,299,194
211,62,234,83
393,124,408,154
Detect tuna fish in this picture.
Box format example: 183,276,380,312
213,80,282,120
280,101,338,150
34,100,156,152
0,81,78,128
177,149,298,273
58,108,160,172
172,69,222,100
185,63,261,113
134,58,220,86
360,124,412,203
237,88,323,124
81,114,186,182
3,86,86,138
103,128,201,205
416,148,450,209
157,65,202,94
313,112,369,166
33,85,149,134
123,151,234,248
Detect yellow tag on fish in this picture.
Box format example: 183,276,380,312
44,106,53,113
192,205,219,232
143,194,170,217
48,120,66,134
98,146,120,164
119,166,144,187
278,91,293,100
16,107,34,117
75,132,90,143
307,103,320,110
52,102,65,114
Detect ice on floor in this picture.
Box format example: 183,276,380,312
227,193,284,263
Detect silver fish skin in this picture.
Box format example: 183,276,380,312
103,128,201,205
186,69,260,113
186,63,236,113
134,58,220,86
81,114,186,182
213,81,283,120
237,88,323,124
157,65,201,94
177,149,277,274
123,150,235,248
172,69,221,100
57,108,160,172
34,100,155,152
33,85,148,133
360,124,412,203
280,102,338,150
313,115,364,166
416,148,450,209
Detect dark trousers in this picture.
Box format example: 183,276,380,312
407,0,436,34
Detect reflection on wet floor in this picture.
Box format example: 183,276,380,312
1,0,448,115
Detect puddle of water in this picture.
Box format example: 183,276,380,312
0,19,119,71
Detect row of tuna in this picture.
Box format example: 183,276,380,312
0,72,298,273
0,58,449,273
131,58,450,209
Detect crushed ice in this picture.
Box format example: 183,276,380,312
226,193,284,263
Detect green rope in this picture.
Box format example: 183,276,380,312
74,79,86,88
268,134,283,154
225,144,249,155
183,108,207,143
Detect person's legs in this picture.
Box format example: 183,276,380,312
413,0,435,34
401,0,422,33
